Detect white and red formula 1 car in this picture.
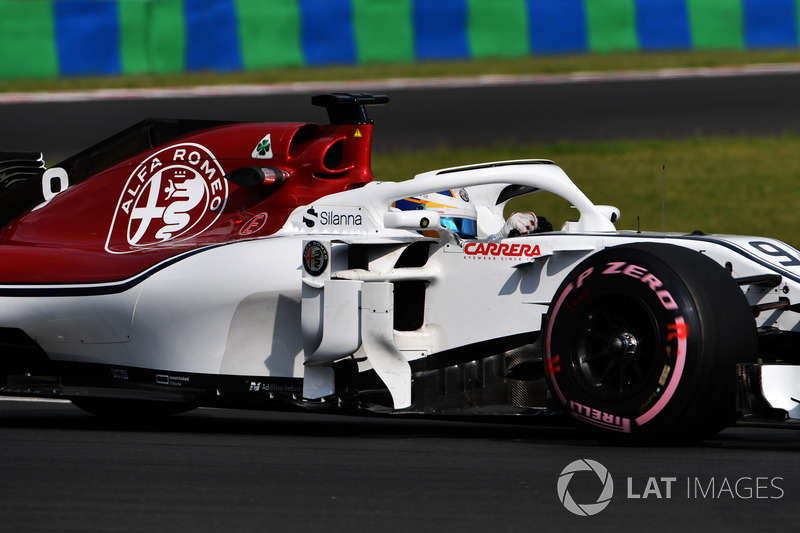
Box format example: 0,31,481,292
0,93,797,444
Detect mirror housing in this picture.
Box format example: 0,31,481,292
384,210,441,232
595,205,621,223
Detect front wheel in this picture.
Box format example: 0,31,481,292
544,243,756,445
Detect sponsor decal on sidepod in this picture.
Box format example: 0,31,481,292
464,241,541,259
106,143,228,253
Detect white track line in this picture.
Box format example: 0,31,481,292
2,63,800,105
0,396,70,403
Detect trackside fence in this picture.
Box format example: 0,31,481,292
2,0,800,80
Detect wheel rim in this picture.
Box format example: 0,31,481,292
571,292,661,401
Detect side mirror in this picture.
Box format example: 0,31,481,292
384,210,442,232
224,167,289,187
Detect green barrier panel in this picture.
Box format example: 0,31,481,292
0,0,59,79
467,0,529,59
687,0,744,49
352,0,414,64
148,0,185,74
585,0,639,53
235,0,303,69
119,0,148,75
798,0,800,46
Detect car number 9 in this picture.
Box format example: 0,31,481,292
32,167,69,211
749,240,800,267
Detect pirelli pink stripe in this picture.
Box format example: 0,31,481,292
636,316,688,426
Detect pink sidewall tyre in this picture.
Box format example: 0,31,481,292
544,243,756,445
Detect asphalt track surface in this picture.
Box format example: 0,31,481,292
2,71,800,532
3,67,800,160
1,399,798,533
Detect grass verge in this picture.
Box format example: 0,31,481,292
4,49,800,92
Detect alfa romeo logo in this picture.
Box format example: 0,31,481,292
557,459,614,516
106,143,227,253
303,241,328,276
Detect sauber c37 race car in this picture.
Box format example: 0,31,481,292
0,93,798,444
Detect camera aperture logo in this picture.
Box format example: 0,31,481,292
557,459,614,516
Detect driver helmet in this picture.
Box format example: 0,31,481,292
393,189,477,238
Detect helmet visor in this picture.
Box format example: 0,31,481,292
441,216,477,238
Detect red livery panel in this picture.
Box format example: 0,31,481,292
0,119,376,284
